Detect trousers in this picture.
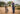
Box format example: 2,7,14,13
12,7,15,13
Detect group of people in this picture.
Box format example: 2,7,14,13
9,1,15,14
8,1,15,14
5,1,15,14
0,1,15,14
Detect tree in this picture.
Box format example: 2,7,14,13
8,1,11,4
15,4,19,7
8,1,11,6
0,2,5,7
0,2,8,13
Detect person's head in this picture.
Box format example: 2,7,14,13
9,4,11,7
11,1,13,3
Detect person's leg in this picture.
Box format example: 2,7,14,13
12,7,14,14
12,7,15,13
13,7,15,14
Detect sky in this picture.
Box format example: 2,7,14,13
0,0,15,4
15,0,20,5
1,0,20,5
5,0,20,5
0,0,15,2
0,0,20,5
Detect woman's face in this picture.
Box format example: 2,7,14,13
11,1,13,3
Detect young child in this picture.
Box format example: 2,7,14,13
5,6,8,13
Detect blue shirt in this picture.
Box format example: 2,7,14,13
12,3,14,7
12,3,14,10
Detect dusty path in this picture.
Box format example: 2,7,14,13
8,6,13,14
0,6,13,14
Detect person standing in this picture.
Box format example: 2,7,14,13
12,2,15,14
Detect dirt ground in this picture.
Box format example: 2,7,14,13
8,6,13,14
0,7,5,14
15,7,20,14
0,6,13,14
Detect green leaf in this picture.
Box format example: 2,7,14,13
8,1,11,4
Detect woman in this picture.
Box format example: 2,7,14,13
12,2,15,14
